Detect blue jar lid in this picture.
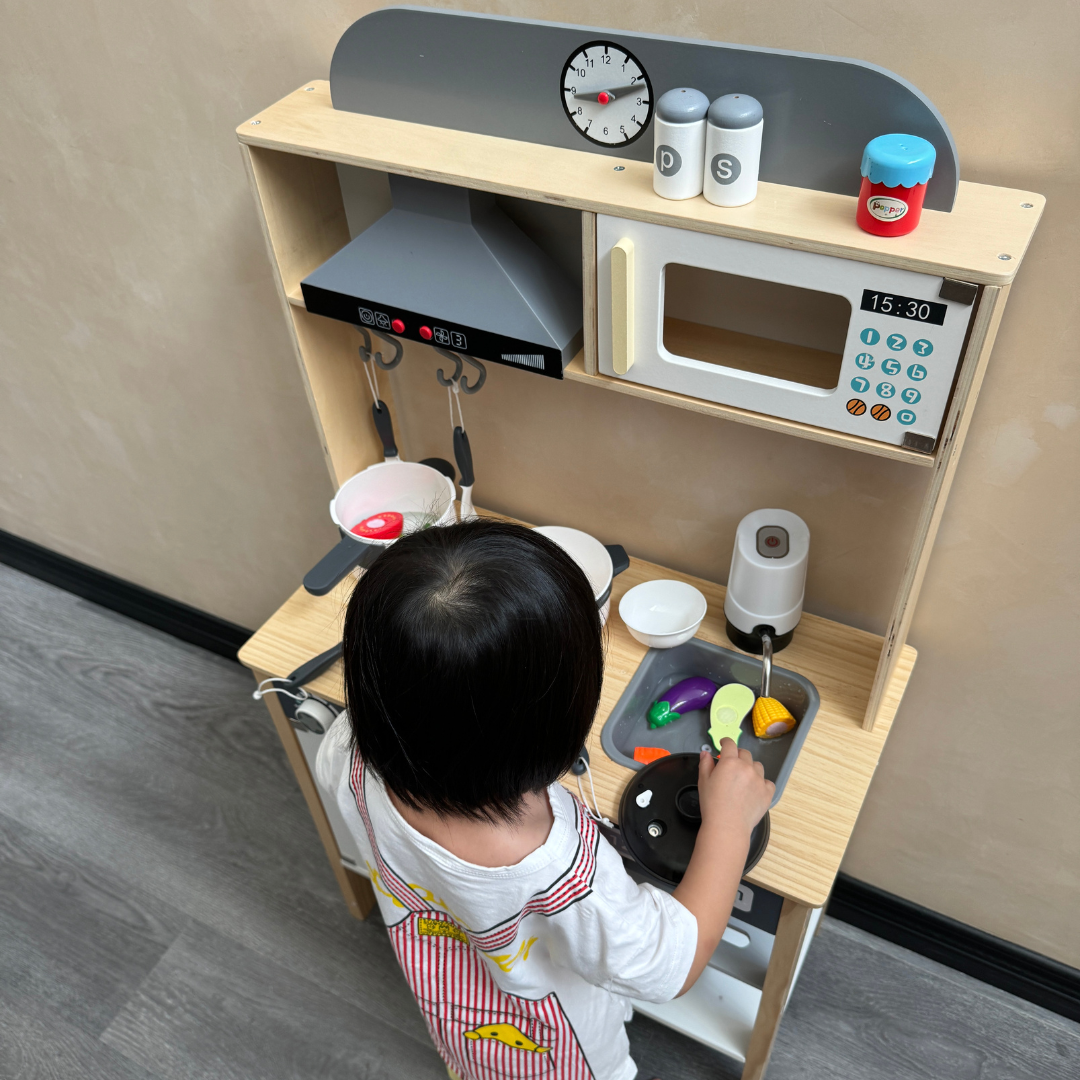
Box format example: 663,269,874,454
656,87,710,123
861,134,937,189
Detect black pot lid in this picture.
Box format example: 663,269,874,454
619,752,770,885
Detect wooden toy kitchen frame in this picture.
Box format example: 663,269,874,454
236,11,1043,1078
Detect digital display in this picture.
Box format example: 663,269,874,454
860,290,947,325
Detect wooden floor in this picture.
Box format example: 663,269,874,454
1,562,1077,1080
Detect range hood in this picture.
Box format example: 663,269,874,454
301,176,583,378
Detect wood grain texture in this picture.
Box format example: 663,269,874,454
742,901,814,1080
861,284,1010,727
768,918,1080,1080
561,355,936,467
0,565,432,1048
242,144,398,488
101,924,446,1080
238,530,917,908
237,83,1043,287
663,317,843,389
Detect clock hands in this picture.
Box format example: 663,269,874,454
567,83,647,104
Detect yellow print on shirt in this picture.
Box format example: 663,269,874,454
366,865,405,908
490,936,538,973
417,917,469,944
463,1022,550,1053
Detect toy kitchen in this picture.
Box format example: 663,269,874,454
236,8,1042,1078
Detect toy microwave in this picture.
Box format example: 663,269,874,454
596,215,978,452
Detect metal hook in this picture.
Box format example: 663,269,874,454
435,348,463,388
459,355,486,394
355,326,373,363
371,331,403,370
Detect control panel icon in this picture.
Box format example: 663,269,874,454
451,331,468,350
882,358,902,376
433,327,451,346
357,307,375,325
374,312,391,330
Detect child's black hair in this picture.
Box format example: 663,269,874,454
342,519,603,822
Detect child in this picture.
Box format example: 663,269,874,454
316,520,774,1080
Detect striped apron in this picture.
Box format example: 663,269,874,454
350,752,598,1080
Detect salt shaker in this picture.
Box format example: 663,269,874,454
703,94,763,207
855,134,936,236
652,88,710,200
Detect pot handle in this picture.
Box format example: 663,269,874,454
605,544,630,577
303,536,382,597
371,400,398,460
281,642,344,692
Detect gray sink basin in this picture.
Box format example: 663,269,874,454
600,636,820,808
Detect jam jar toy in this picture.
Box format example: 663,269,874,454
856,134,937,237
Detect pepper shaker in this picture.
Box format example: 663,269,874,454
652,88,710,200
703,94,763,207
856,134,937,236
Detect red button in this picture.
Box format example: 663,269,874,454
391,318,405,334
419,325,433,341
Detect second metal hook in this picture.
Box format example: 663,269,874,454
371,331,403,370
435,348,463,388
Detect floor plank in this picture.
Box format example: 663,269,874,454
0,811,187,1038
101,924,446,1080
0,993,158,1080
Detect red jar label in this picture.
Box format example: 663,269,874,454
867,195,909,222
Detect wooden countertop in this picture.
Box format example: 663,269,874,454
239,547,914,908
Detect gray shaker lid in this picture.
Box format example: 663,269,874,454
656,87,710,123
708,93,763,129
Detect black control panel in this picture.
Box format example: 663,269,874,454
301,283,570,379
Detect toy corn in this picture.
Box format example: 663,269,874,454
752,695,796,739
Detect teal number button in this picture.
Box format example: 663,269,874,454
913,339,933,357
908,363,928,381
859,328,880,345
855,353,875,370
886,333,907,351
877,382,896,398
897,409,917,426
882,358,902,375
850,376,870,393
901,387,921,404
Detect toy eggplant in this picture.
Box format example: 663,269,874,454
647,677,717,729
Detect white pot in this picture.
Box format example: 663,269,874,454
304,460,457,595
532,525,627,625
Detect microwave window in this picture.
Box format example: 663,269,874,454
662,265,851,389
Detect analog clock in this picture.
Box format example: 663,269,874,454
560,41,653,147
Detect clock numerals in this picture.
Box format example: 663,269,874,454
559,41,653,148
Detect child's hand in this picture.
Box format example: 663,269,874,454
696,739,774,838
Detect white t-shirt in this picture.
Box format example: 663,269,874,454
315,715,697,1080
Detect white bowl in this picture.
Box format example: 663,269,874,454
618,579,708,649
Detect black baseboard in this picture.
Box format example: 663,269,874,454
0,528,252,661
829,873,1080,1022
2,528,1077,1024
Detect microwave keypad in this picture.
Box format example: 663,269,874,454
844,324,942,432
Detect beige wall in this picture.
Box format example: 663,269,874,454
3,2,1077,965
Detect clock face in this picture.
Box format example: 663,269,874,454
560,41,653,147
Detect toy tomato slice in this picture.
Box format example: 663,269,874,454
350,511,404,540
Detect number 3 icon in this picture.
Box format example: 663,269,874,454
913,339,933,357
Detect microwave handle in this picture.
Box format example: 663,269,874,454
611,237,635,375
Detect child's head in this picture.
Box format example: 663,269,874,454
343,519,603,822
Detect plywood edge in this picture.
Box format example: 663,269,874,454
562,356,935,466
236,82,1043,286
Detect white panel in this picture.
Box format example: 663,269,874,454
294,727,367,871
597,214,975,447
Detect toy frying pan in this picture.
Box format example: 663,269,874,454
619,752,770,885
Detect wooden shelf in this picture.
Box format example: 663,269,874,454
238,534,916,908
562,355,935,466
238,82,1043,287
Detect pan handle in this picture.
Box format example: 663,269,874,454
282,642,344,692
303,536,382,596
371,400,398,459
604,544,630,577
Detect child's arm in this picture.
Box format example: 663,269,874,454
672,739,775,996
